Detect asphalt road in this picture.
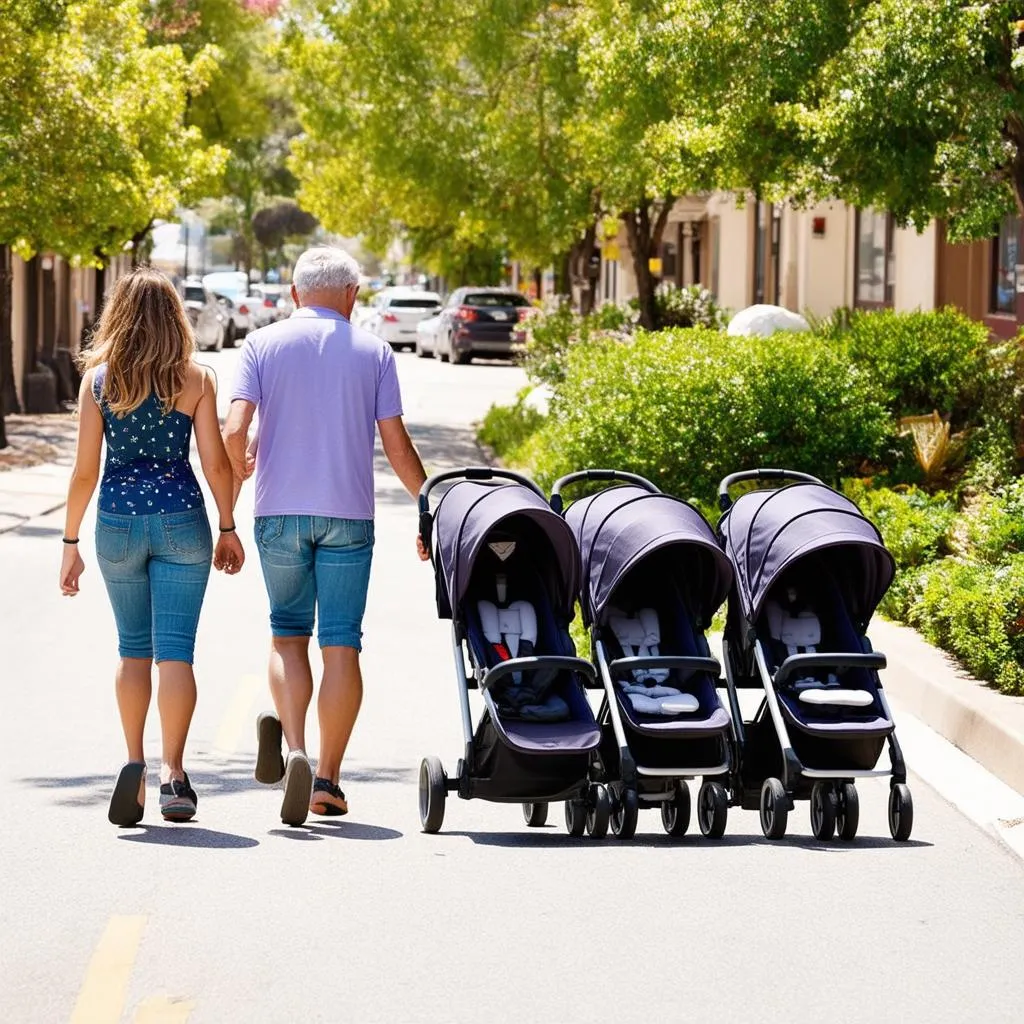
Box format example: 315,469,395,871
2,344,1024,1024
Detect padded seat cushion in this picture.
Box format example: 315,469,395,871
798,687,874,708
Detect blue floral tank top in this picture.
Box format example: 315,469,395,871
93,365,205,515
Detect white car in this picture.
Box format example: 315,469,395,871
414,314,443,359
365,288,443,350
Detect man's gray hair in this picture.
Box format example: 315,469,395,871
293,246,362,296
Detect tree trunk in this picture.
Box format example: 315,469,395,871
570,221,599,316
41,261,56,358
555,250,571,297
25,256,39,373
621,195,675,330
0,244,17,447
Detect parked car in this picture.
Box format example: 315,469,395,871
414,314,443,358
250,284,290,324
434,288,531,364
182,281,227,352
365,288,443,350
202,272,254,347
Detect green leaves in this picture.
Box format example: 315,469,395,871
0,0,226,262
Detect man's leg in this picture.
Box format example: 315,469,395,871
270,636,314,754
311,518,374,813
316,646,363,784
255,516,317,823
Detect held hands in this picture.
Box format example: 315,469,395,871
214,532,245,574
416,534,430,561
59,545,85,596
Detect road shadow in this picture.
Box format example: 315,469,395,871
118,824,259,849
437,829,933,850
20,753,266,808
269,821,403,842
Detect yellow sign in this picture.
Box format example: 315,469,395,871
648,257,663,276
603,242,620,261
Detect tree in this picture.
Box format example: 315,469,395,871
149,1,299,273
636,1,1024,242
284,1,598,287
252,199,318,272
0,0,226,441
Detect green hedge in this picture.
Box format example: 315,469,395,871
529,328,892,503
906,555,1024,695
815,307,991,426
478,389,545,460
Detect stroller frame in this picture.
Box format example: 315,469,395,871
418,467,602,834
554,469,737,839
718,468,913,842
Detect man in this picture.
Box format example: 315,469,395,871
224,246,428,826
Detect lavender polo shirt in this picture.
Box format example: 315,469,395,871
231,306,403,520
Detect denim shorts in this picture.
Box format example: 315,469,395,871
254,516,374,650
95,508,213,664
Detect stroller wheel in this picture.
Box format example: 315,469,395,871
759,778,789,840
611,787,639,840
523,802,549,828
837,783,859,841
565,797,586,837
661,781,691,837
419,756,447,834
697,781,729,839
888,783,914,841
810,782,838,841
586,785,611,839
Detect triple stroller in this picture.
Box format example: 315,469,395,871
417,466,914,843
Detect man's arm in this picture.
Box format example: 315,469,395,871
378,415,427,499
223,399,257,492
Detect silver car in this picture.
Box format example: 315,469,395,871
182,282,226,352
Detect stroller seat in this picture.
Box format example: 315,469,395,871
609,608,700,715
477,594,570,722
766,588,875,709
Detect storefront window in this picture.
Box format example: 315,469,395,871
990,216,1020,315
855,208,894,307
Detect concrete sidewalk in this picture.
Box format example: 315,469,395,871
873,617,1024,798
0,413,77,534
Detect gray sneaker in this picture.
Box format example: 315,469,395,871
280,750,313,827
254,712,285,785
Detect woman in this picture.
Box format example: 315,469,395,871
59,267,244,826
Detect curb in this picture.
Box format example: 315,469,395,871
872,617,1024,798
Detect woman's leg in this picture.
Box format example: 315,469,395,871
150,512,212,784
156,661,196,783
117,658,153,764
96,514,154,768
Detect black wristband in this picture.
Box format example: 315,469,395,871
62,537,79,545
219,526,236,534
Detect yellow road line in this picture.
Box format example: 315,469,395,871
133,996,196,1023
69,915,147,1024
213,674,263,754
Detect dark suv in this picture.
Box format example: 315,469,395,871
435,287,531,364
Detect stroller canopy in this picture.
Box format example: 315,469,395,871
566,486,733,625
720,483,895,626
434,481,579,620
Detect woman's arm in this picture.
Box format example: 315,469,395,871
193,369,244,573
60,372,104,594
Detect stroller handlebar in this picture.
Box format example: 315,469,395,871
417,468,547,556
717,468,823,512
550,469,659,513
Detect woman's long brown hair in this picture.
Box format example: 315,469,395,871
80,267,195,417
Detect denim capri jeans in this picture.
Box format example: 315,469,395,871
254,515,374,650
95,509,213,664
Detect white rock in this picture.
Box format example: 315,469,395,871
726,304,810,338
521,385,553,416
